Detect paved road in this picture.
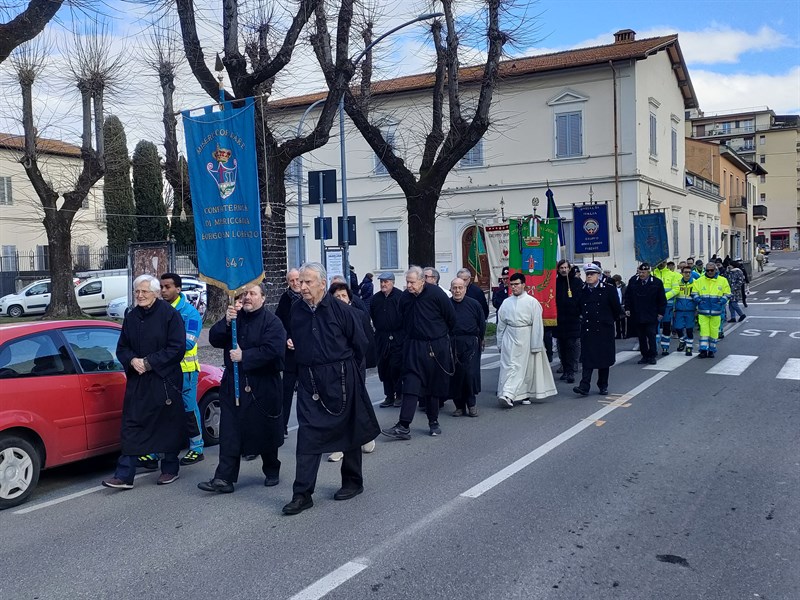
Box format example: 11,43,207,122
2,254,798,599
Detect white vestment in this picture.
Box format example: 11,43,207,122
497,293,557,401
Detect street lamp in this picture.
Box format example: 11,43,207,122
338,12,443,282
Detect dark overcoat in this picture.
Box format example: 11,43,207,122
466,283,490,319
291,293,380,454
399,283,456,398
624,275,666,325
577,282,621,369
116,299,186,455
209,306,286,456
369,288,405,381
449,295,485,398
275,289,302,375
554,275,583,339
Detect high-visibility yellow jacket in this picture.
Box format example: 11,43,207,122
172,293,201,372
652,267,680,303
691,274,731,316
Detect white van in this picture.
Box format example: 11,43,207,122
0,279,52,317
75,276,129,315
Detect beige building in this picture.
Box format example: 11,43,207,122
688,109,799,250
273,29,702,284
0,134,107,274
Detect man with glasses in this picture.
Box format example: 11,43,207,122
691,262,731,358
573,263,621,396
625,263,666,365
496,273,557,407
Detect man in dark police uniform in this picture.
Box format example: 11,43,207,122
282,263,380,515
198,283,286,494
382,265,456,440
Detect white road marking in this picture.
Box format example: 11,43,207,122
615,350,641,364
743,299,790,306
288,560,370,600
792,289,800,294
13,472,155,514
745,315,800,320
776,359,800,381
643,352,694,371
705,354,758,376
481,360,501,370
766,290,781,294
460,372,669,498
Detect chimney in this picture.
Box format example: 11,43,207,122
614,29,636,43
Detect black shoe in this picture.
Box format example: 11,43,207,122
728,318,737,323
378,397,394,408
661,350,670,356
719,332,725,339
429,422,442,436
598,388,608,395
381,423,411,440
573,386,589,396
197,478,234,494
333,486,363,501
264,476,280,487
637,358,648,365
565,376,575,384
707,351,715,359
136,455,158,470
698,350,708,358
559,373,567,381
179,450,204,466
282,495,313,515
738,315,746,322
677,342,686,352
242,454,258,461
392,399,403,408
685,348,693,356
647,358,657,365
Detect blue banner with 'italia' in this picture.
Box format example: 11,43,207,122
633,211,669,266
573,203,610,255
182,98,264,294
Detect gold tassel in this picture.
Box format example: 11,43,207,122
264,201,272,218
179,206,187,222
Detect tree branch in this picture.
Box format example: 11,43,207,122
0,0,65,64
176,0,233,101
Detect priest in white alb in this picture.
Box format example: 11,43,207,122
497,272,558,407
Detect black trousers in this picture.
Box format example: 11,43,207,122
282,369,297,429
579,366,609,392
215,448,280,483
292,448,362,498
377,350,403,399
556,336,579,376
636,323,658,358
399,393,440,426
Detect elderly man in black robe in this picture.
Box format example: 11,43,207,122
282,263,380,516
457,267,490,319
370,272,405,408
449,277,485,417
198,283,286,494
382,265,456,440
102,274,186,490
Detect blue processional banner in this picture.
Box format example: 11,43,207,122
573,203,610,255
182,98,264,294
633,211,669,266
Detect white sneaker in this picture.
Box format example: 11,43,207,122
521,399,532,405
361,440,376,453
327,452,344,462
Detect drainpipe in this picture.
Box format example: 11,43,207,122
609,61,621,233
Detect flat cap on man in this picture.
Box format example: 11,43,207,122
378,272,395,281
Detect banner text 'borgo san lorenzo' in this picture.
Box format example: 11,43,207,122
182,98,264,294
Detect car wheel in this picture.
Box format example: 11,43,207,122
7,305,23,318
0,435,41,510
198,390,220,447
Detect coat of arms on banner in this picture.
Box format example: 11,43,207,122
207,144,238,199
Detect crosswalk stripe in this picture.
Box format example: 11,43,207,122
643,352,694,371
776,359,800,381
705,354,758,376
766,290,780,294
792,289,800,294
614,351,640,365
481,360,501,370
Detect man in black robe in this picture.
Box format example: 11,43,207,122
370,272,404,408
282,263,380,515
198,283,286,494
624,262,666,365
102,275,186,490
449,277,485,417
275,268,302,437
457,267,490,319
382,266,456,440
554,259,582,384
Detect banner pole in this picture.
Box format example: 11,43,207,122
230,293,240,407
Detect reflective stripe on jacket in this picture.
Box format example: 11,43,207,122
652,267,681,303
674,278,696,312
172,293,201,372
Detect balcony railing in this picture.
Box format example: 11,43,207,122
729,195,747,214
752,204,768,219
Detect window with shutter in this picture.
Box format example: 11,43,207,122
671,128,678,167
378,231,398,269
374,126,398,176
460,139,484,168
1,245,16,271
649,113,658,157
0,176,12,205
555,111,582,158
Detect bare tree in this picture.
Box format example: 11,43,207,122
169,0,357,304
313,0,512,267
11,30,123,317
0,0,65,64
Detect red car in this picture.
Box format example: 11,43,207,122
0,320,222,509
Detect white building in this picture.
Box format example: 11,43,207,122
0,134,107,274
274,29,710,285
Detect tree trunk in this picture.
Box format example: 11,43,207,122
43,210,82,318
407,187,441,267
260,134,288,308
